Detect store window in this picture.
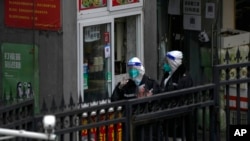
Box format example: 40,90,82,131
83,24,112,102
114,16,137,77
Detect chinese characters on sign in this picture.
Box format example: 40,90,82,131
84,25,101,42
4,53,21,69
4,0,61,30
1,43,39,112
183,0,201,31
183,0,201,15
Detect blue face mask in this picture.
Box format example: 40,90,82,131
163,63,171,72
128,68,139,78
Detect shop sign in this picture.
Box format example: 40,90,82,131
112,0,139,6
79,0,107,10
1,43,39,112
4,0,61,31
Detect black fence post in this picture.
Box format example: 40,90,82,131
126,101,132,141
213,65,220,141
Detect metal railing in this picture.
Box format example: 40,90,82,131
28,83,217,141
1,61,250,141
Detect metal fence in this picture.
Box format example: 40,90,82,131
1,84,217,141
0,99,34,129
0,98,34,140
1,61,250,141
214,61,250,140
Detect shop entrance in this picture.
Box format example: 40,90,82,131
78,14,142,102
114,15,141,84
80,22,112,102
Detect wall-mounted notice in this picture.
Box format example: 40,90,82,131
1,43,39,112
206,2,215,19
183,0,201,31
168,0,181,15
4,0,61,30
183,14,201,31
183,0,201,15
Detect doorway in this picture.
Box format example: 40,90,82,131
81,23,112,102
114,15,142,84
78,14,142,102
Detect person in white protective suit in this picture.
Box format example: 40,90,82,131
160,50,193,141
160,50,193,92
111,57,161,101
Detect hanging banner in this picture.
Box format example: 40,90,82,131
4,0,61,31
1,43,39,112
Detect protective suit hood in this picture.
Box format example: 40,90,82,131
127,57,145,85
166,50,183,73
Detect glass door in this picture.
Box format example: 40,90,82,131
114,15,143,84
79,20,112,103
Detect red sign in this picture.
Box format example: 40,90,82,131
104,32,109,43
4,0,61,31
112,0,139,6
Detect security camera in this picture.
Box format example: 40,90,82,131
198,30,210,43
43,115,56,134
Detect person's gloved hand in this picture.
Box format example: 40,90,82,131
146,88,153,97
137,85,153,98
137,85,145,98
118,79,128,89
